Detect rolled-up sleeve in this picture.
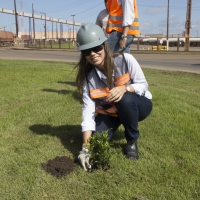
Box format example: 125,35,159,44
121,0,135,26
81,80,96,132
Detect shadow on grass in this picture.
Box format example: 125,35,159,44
42,88,81,101
110,130,126,154
29,124,126,157
57,81,76,87
29,124,82,158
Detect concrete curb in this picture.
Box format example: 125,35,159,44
12,47,78,52
12,47,200,55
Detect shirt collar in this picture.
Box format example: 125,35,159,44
95,67,106,79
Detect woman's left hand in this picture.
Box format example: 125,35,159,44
119,37,127,50
106,85,126,103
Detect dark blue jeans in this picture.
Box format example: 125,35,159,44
95,93,153,143
107,30,134,53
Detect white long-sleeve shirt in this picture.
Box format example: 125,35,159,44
118,0,135,27
81,53,152,132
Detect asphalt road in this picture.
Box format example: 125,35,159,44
133,53,200,74
0,47,78,62
0,47,200,74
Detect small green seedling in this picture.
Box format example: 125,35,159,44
89,131,112,170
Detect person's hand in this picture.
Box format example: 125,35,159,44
106,85,126,103
119,37,127,50
78,144,91,171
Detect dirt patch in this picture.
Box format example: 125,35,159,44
41,156,77,178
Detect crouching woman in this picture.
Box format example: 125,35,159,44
74,23,153,170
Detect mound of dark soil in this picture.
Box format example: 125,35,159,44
41,156,77,178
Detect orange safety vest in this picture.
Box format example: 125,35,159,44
105,0,140,36
87,54,131,117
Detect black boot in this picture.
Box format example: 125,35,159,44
125,141,139,159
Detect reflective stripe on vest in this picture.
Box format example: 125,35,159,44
96,106,118,118
106,0,140,35
115,73,130,86
90,87,110,99
87,54,131,117
89,74,130,117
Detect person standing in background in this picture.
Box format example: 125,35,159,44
105,0,140,53
95,9,109,37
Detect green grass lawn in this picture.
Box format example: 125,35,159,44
0,59,199,200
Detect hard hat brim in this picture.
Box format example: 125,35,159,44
77,37,107,51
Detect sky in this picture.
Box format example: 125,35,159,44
0,0,200,37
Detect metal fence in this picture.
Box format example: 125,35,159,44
131,37,200,51
18,38,77,49
13,36,200,52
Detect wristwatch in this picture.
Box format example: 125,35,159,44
126,85,130,92
121,34,127,39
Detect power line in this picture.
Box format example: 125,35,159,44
70,2,103,17
16,0,32,12
32,0,95,14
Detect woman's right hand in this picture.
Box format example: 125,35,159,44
106,85,126,103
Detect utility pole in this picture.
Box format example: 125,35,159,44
56,22,58,39
14,0,19,38
60,23,63,38
20,0,24,34
166,0,170,51
184,0,192,51
40,12,46,40
71,15,75,41
51,19,53,48
69,26,71,38
47,27,49,38
45,14,46,40
29,17,32,40
52,19,53,40
32,3,35,40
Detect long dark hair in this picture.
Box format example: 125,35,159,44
74,42,115,99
